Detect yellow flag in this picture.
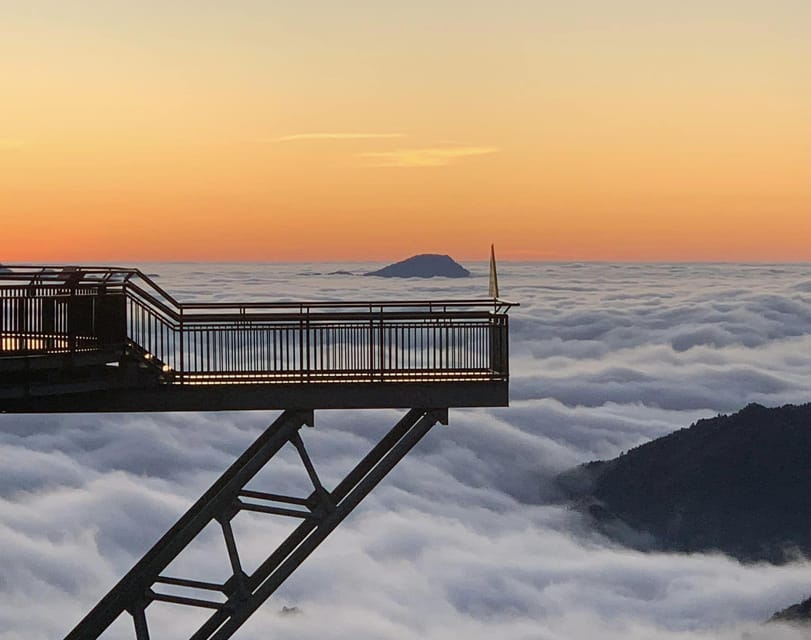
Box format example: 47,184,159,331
488,244,499,298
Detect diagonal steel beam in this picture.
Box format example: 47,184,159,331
64,409,313,640
63,407,446,640
208,409,446,639
188,408,446,640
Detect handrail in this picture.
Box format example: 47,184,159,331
1,265,513,385
0,265,181,308
0,265,517,315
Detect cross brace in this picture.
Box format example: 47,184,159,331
64,407,448,639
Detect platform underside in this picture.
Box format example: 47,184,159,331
0,380,508,413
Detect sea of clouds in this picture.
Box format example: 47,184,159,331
2,262,811,639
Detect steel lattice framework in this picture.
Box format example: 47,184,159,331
65,408,448,639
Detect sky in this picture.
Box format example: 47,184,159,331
3,263,811,639
1,1,810,262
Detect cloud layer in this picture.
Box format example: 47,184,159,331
2,262,811,639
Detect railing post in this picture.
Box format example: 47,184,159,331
438,319,443,373
305,307,311,382
502,315,509,378
299,313,305,383
67,287,76,355
378,310,385,381
487,314,509,378
488,314,499,374
18,288,30,353
368,309,374,382
179,307,184,385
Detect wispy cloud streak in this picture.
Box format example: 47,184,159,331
275,133,406,142
359,146,499,167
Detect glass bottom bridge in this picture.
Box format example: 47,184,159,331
0,265,514,640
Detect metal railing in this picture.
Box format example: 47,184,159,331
0,265,513,385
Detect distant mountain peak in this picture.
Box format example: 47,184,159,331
365,254,470,278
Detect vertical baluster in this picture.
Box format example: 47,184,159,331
451,321,455,372
339,324,344,373
226,327,231,375
277,324,282,375
204,328,209,375
316,326,326,372
239,322,244,375
1,290,5,352
322,325,327,376
274,323,278,377
251,324,256,374
283,325,289,373
177,308,184,384
215,325,221,374
276,323,280,376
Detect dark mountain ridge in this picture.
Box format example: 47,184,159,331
559,402,811,564
770,596,811,625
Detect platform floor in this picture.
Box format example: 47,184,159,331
0,379,508,412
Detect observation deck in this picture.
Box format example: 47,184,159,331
1,264,515,640
0,265,513,412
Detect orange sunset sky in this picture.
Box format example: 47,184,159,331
1,1,809,262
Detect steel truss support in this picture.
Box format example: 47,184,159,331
64,407,448,640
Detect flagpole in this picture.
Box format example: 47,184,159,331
489,244,499,309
